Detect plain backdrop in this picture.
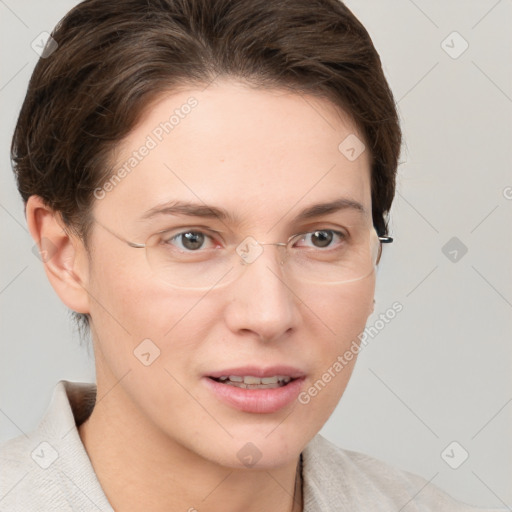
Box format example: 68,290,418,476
1,0,511,508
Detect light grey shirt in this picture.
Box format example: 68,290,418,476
0,380,503,511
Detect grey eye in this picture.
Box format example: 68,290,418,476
173,231,206,250
295,230,344,249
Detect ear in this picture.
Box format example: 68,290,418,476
26,195,90,314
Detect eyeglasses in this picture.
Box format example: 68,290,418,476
93,218,393,290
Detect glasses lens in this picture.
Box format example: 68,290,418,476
145,227,380,289
145,229,236,289
287,227,380,285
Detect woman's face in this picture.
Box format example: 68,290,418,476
85,79,376,469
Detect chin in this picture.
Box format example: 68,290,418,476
189,425,307,470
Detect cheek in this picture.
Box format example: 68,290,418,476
306,277,375,346
86,250,224,372
296,278,375,423
88,242,182,328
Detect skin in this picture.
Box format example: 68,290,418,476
27,79,377,512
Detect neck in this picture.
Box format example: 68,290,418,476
78,371,303,512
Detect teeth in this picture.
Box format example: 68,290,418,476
243,376,262,385
215,375,293,387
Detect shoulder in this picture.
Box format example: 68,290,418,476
302,434,504,512
0,432,66,512
0,380,111,512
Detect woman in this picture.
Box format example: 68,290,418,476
0,0,503,510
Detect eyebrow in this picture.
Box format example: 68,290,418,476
139,197,367,223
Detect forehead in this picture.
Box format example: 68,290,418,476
93,79,372,229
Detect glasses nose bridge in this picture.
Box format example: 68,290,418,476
261,241,289,265
260,241,287,248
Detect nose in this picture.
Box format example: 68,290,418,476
223,243,300,342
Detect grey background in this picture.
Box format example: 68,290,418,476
1,0,510,508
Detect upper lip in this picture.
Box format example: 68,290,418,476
207,366,306,379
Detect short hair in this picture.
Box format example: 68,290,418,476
11,0,402,338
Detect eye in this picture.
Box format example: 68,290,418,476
165,231,217,251
293,229,346,249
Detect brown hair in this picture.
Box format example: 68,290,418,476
12,0,402,337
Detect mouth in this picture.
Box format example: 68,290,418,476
203,366,306,413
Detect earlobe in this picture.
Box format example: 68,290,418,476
376,244,383,265
26,196,91,314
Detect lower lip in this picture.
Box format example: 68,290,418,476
203,377,305,414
